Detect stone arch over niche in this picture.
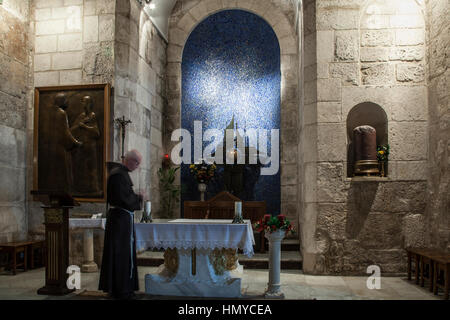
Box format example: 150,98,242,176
359,0,426,85
165,0,299,223
346,102,388,177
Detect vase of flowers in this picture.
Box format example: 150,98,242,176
254,214,294,236
189,161,216,201
377,144,390,177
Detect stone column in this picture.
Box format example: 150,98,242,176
264,230,285,299
81,229,98,273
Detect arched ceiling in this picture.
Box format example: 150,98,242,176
143,0,300,42
143,0,177,42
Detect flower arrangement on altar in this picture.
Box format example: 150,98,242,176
189,161,217,184
254,214,294,235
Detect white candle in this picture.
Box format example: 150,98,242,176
234,201,242,217
145,201,151,214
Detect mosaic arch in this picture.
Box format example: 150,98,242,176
180,9,281,214
165,1,299,219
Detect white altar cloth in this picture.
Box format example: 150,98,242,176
136,219,255,298
135,219,255,257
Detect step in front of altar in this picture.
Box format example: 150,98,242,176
137,250,302,270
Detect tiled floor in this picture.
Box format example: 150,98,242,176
0,267,442,300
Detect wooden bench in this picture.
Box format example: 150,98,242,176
433,255,450,300
406,248,450,300
0,240,45,275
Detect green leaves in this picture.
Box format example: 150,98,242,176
158,166,180,218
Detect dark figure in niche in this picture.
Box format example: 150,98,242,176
99,150,143,300
40,92,82,193
208,118,262,201
70,95,101,196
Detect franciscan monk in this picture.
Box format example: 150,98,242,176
99,150,144,300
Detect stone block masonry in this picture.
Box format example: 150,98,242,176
28,0,116,236
32,0,115,87
0,1,30,243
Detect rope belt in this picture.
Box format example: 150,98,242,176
111,206,135,279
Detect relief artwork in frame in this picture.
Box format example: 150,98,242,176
33,84,111,202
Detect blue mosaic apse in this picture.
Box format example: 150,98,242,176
181,9,281,215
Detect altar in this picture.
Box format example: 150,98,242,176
135,219,255,298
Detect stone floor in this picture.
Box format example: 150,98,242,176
0,267,442,300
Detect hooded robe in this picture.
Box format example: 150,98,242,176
98,163,142,298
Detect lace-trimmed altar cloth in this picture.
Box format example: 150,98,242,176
135,219,255,257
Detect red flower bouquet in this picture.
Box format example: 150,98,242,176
254,214,294,235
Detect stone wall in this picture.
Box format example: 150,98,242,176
166,0,300,225
300,0,430,275
0,0,31,243
298,0,319,273
425,0,449,251
114,0,167,218
27,0,116,236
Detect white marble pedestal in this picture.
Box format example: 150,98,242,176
81,229,97,272
264,229,285,299
69,218,106,273
146,248,243,298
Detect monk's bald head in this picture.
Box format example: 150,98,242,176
123,149,142,172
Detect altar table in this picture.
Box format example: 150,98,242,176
135,219,255,298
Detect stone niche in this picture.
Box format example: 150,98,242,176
346,102,388,177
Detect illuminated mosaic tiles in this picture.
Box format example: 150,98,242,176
181,10,280,214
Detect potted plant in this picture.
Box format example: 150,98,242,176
157,166,180,218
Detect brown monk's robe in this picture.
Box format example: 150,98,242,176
98,163,142,299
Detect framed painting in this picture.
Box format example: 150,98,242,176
33,84,111,202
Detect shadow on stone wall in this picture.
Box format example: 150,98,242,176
345,182,379,239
